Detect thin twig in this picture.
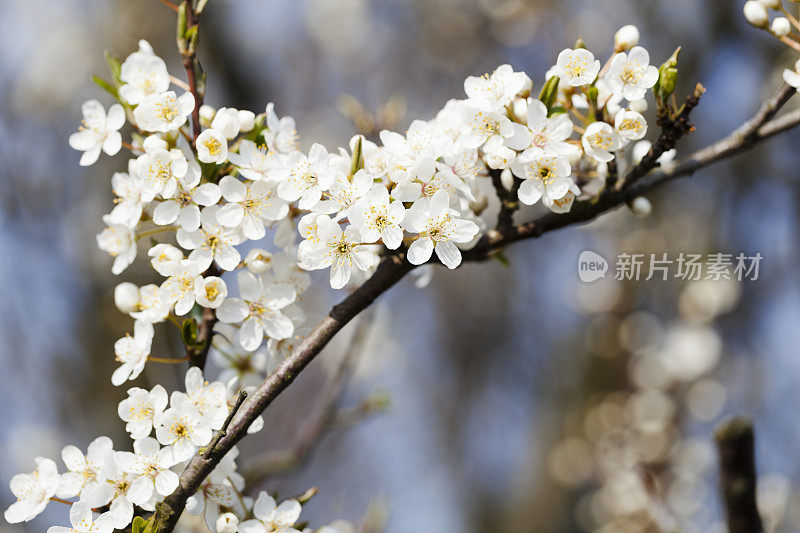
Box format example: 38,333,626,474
714,417,764,533
490,168,521,233
203,390,248,456
154,0,179,12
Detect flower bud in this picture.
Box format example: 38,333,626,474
211,107,241,140
244,248,273,273
238,110,256,132
114,282,140,313
760,0,782,9
629,196,652,218
629,98,648,114
772,16,791,36
744,1,769,28
614,25,640,51
199,104,216,126
216,512,239,533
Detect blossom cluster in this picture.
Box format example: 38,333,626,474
743,0,800,89
8,24,671,532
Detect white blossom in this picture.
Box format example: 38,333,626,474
464,64,529,112
211,107,243,140
301,222,377,289
153,161,221,231
349,185,406,249
158,259,204,316
118,40,169,105
115,437,179,508
614,109,648,142
106,165,146,228
555,48,601,86
196,276,228,308
581,121,621,163
402,190,480,269
97,218,137,275
137,148,190,202
510,154,574,208
506,99,576,160
69,100,125,166
133,90,195,133
155,394,212,462
238,493,302,533
216,271,296,350
4,457,59,523
216,175,288,240
606,46,659,101
197,128,229,164
118,385,168,439
112,320,154,386
277,144,334,209
177,206,244,272
264,102,299,153
47,501,114,533
56,437,113,501
227,140,288,182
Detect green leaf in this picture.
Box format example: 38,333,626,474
350,135,364,176
493,250,511,267
181,318,199,346
538,76,560,112
547,105,567,117
104,50,122,85
132,517,148,533
92,75,119,100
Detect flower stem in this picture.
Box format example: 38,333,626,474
148,356,191,364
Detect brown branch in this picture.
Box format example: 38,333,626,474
715,417,764,533
155,83,800,532
490,168,521,233
184,264,219,369
242,309,378,486
180,0,204,147
204,390,248,456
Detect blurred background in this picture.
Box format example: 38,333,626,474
2,0,800,531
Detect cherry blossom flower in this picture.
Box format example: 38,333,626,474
69,100,125,166
238,493,302,533
548,180,582,214
216,271,296,350
210,107,243,140
46,501,114,533
605,46,659,101
614,109,648,142
459,106,516,153
402,190,480,269
227,140,288,182
130,284,172,323
555,48,601,86
137,148,190,202
211,324,269,387
195,276,228,309
264,102,299,153
4,457,59,523
112,320,154,386
177,206,244,271
155,394,212,462
312,169,373,216
302,222,377,289
118,40,169,105
115,437,179,509
216,176,289,240
158,259,204,316
197,128,229,164
277,144,335,209
178,367,229,430
581,121,621,163
506,99,577,160
464,64,529,112
118,385,168,439
96,218,137,275
106,165,145,228
133,90,195,133
148,243,184,276
85,452,134,529
510,154,573,208
56,437,113,501
152,161,221,231
349,186,406,249
614,25,640,51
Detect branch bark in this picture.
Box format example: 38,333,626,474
715,417,764,533
155,84,800,531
